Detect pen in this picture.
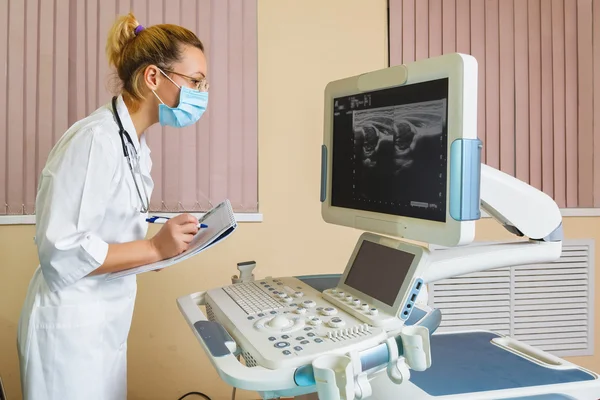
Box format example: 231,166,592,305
146,216,208,229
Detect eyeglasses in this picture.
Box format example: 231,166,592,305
162,69,209,92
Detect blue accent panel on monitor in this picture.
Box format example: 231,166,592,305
449,138,482,221
320,145,327,202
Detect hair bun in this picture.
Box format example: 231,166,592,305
106,12,140,71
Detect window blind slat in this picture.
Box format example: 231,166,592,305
455,0,470,55
428,0,442,57
415,0,428,61
162,0,183,212
402,0,415,63
499,0,515,176
515,0,530,183
242,0,258,211
470,0,486,164
565,0,578,207
0,0,7,214
25,0,40,215
577,0,594,207
485,0,500,170
7,0,25,215
196,0,212,211
388,0,403,66
442,0,456,55
541,1,555,199
528,0,543,191
594,0,600,207
38,0,55,208
146,0,165,211
118,0,129,16
85,0,98,117
208,0,230,205
227,0,244,211
551,0,567,208
179,0,199,211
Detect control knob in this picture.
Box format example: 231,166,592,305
327,317,345,328
320,307,337,316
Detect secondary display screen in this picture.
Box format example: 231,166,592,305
331,78,449,222
343,240,416,307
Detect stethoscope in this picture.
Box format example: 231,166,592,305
111,96,150,213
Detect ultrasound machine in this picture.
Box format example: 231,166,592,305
177,53,600,399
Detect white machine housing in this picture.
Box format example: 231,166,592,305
176,53,600,400
321,53,478,247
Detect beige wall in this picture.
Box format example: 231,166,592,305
0,1,597,399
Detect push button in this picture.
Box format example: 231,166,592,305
268,337,276,341
302,300,316,308
275,342,290,348
282,350,291,355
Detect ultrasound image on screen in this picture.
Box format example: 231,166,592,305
344,240,415,307
331,78,449,222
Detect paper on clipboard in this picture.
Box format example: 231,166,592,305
107,199,237,280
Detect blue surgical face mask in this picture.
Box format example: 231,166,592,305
153,69,208,128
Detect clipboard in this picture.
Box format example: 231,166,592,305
107,199,238,280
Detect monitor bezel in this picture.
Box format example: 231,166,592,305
321,53,478,247
337,232,428,318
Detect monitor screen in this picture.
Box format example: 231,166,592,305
343,240,416,307
330,78,449,222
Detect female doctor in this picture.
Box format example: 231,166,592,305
17,12,208,400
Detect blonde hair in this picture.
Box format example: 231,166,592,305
106,12,204,111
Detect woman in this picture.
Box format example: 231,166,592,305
17,12,208,400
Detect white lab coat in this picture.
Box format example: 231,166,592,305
17,95,154,400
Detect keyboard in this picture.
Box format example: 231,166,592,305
223,281,287,315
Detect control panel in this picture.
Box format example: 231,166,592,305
322,278,424,328
205,277,388,370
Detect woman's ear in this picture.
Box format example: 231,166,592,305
143,65,160,91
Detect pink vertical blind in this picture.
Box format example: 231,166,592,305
389,0,600,208
0,0,258,215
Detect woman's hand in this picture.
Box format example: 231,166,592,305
150,213,199,260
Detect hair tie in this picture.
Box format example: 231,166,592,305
134,25,144,36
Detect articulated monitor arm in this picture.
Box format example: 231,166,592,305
479,164,563,242
422,164,564,284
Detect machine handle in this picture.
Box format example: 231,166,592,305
491,337,575,370
176,292,299,392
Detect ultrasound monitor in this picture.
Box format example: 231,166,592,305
322,232,430,327
320,53,482,247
